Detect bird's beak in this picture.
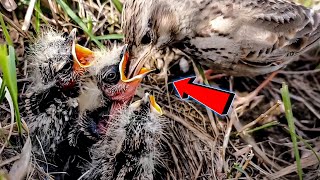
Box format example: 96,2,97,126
70,28,95,72
129,93,163,115
128,97,143,109
149,95,163,115
119,44,154,83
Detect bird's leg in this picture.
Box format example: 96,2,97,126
195,69,227,84
233,71,279,112
156,58,170,81
194,69,227,84
205,69,227,80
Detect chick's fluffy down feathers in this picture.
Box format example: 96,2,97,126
68,45,124,144
27,30,74,87
22,29,81,164
86,45,123,77
82,103,165,180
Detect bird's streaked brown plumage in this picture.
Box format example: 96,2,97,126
122,0,320,77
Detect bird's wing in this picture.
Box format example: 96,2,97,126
188,0,320,64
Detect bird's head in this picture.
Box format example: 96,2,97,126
76,45,155,142
129,92,163,116
28,28,95,89
85,44,154,103
122,0,179,79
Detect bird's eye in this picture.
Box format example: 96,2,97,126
63,62,72,70
101,66,119,85
141,32,152,45
107,72,117,81
62,32,68,38
133,110,140,116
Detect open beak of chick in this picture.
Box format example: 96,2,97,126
73,42,153,82
129,93,163,116
54,28,96,89
109,45,155,101
125,45,156,81
72,42,154,102
70,28,95,74
119,44,155,83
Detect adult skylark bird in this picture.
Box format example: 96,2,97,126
122,0,320,78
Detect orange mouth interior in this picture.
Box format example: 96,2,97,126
73,44,95,72
120,51,130,80
120,49,152,82
139,67,151,74
149,95,163,115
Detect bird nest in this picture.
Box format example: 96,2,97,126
1,0,320,179
136,55,320,179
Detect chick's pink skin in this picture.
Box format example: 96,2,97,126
104,80,140,101
97,79,142,134
93,45,150,134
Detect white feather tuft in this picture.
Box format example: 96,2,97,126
78,78,104,114
87,46,123,77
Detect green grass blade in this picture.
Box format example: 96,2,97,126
296,134,320,163
111,0,123,12
87,16,93,34
246,121,280,134
233,165,249,178
0,81,5,103
282,126,320,175
96,34,124,40
0,12,13,46
0,45,22,134
194,62,209,84
56,0,104,49
35,0,41,34
8,46,22,135
33,0,48,25
283,124,320,163
281,83,303,180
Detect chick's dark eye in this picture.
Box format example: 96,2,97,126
63,62,72,70
107,72,116,80
141,32,152,45
62,32,68,38
101,65,120,85
133,110,140,116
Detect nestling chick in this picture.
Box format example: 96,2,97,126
61,45,153,179
25,28,92,90
71,44,154,142
123,0,320,77
81,93,165,180
22,28,93,173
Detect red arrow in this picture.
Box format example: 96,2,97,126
173,77,235,115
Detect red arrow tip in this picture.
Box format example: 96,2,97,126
173,76,235,115
173,77,193,99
